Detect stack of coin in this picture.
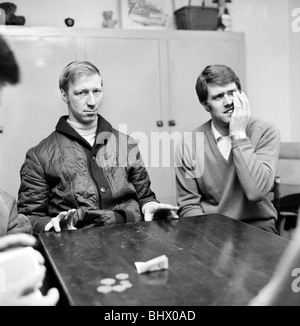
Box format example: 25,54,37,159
96,273,133,294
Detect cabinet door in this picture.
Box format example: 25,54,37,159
86,38,174,203
0,36,77,197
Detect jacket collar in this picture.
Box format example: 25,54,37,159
95,116,113,145
56,114,113,146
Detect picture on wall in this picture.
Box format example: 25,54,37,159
120,0,174,29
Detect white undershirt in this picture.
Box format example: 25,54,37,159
211,121,232,161
67,118,98,147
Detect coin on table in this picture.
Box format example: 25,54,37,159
120,280,130,284
115,273,129,280
112,284,127,293
96,285,112,294
120,280,133,289
100,278,116,285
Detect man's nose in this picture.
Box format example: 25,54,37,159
87,92,96,105
224,93,233,106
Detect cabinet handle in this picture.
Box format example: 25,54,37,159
168,120,176,127
156,120,164,127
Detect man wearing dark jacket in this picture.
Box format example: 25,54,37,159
18,61,178,234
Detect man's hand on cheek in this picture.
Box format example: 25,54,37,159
229,91,251,137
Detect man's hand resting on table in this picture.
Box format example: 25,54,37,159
45,209,77,232
143,202,179,222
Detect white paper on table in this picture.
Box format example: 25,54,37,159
135,254,169,274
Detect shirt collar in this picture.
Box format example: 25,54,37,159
211,121,223,142
211,121,230,143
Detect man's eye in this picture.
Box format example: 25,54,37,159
214,94,223,100
94,89,102,95
76,91,88,96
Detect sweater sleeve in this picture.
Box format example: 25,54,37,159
18,148,53,234
0,189,32,236
231,122,281,201
174,134,205,217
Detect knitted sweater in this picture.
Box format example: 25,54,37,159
175,118,280,228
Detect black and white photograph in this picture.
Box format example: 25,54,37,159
0,0,300,311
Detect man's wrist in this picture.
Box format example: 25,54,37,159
142,202,158,214
230,133,247,142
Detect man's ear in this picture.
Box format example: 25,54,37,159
203,102,211,112
61,89,69,104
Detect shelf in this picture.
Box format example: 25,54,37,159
0,25,243,40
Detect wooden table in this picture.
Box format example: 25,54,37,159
38,214,290,306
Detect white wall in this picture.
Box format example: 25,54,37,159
4,0,121,28
8,0,217,28
290,0,300,141
230,0,291,140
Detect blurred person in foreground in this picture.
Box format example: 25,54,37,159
0,34,59,306
249,206,300,306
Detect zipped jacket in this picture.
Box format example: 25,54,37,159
18,115,157,234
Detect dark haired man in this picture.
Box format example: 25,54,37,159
175,64,280,233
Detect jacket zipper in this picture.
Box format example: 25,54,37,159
85,149,101,210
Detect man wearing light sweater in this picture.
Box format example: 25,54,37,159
175,65,280,234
